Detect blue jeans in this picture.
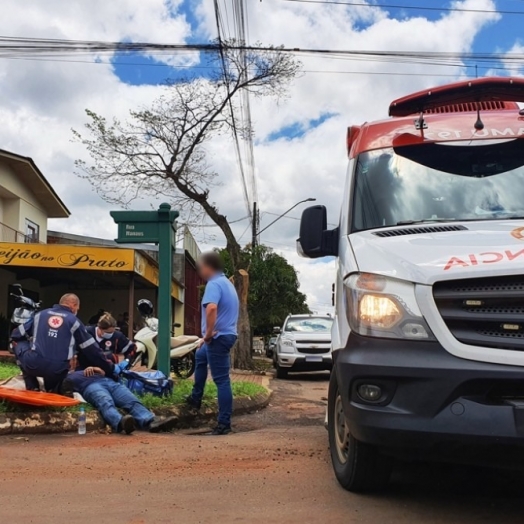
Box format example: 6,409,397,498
14,340,68,392
82,378,154,432
191,335,237,426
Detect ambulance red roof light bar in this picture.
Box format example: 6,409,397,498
346,125,361,155
389,77,524,117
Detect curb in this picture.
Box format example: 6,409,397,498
0,385,272,436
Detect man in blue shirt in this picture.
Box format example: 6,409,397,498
187,251,239,435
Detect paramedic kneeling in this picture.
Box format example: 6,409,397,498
85,313,136,365
11,293,114,392
63,368,177,435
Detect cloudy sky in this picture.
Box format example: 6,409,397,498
0,0,521,313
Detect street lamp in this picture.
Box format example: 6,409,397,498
252,198,316,247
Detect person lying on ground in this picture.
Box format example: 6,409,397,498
62,367,177,435
11,294,115,393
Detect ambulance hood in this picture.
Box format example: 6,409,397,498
350,220,524,285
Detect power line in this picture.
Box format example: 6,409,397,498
212,0,252,221
3,37,524,68
279,0,524,16
264,211,301,221
235,0,258,207
2,54,504,77
179,215,250,228
226,0,258,227
3,38,524,96
238,220,252,241
264,239,294,248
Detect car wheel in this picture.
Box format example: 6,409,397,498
275,362,288,379
328,371,391,492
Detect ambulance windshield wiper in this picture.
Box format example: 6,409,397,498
396,219,457,226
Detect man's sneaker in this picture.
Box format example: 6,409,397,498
211,423,232,436
117,414,136,435
148,416,179,433
60,378,75,398
185,395,202,411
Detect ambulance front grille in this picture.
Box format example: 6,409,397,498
433,275,524,351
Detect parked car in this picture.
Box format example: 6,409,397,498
266,336,277,358
273,314,333,379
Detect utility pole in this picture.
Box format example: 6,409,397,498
252,201,258,248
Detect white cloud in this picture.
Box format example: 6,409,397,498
0,0,505,310
2,0,191,46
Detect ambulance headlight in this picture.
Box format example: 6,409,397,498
345,273,434,340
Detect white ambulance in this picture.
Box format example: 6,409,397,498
298,77,524,492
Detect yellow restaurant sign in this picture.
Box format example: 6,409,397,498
0,242,134,271
134,252,181,301
0,242,181,299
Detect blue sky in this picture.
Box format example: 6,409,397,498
3,0,524,309
380,0,524,66
111,52,198,85
111,1,524,87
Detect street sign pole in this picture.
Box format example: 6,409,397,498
156,203,176,376
110,203,178,376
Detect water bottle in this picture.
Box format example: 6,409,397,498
78,407,86,435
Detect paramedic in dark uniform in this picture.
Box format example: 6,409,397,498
85,313,136,365
11,293,115,392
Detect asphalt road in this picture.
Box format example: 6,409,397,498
1,373,523,523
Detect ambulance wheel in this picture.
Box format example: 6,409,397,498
328,371,391,492
171,352,196,379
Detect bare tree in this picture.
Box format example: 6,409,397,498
73,41,300,369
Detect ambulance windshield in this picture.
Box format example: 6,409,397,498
351,138,524,232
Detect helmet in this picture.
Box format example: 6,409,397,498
12,307,33,325
137,299,154,317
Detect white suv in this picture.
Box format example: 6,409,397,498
273,314,333,379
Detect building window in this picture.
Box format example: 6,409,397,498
25,219,40,243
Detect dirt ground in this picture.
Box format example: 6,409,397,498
1,372,524,523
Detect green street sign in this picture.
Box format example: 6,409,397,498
116,222,159,243
110,203,179,376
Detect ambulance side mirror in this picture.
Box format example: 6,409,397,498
297,205,338,259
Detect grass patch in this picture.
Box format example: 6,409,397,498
0,363,21,411
0,373,266,413
0,358,267,412
0,362,20,381
139,379,266,409
0,400,91,414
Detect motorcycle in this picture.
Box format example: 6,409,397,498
132,299,200,378
8,284,41,354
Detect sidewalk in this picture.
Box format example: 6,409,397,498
230,372,266,385
0,350,14,362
